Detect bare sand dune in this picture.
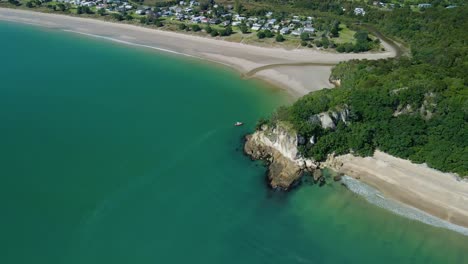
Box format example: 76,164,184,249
0,8,397,97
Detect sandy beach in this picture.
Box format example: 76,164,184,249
0,8,398,97
326,151,468,228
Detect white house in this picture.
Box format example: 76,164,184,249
251,23,263,31
234,15,246,21
354,7,366,16
291,28,304,36
280,27,290,35
267,18,277,25
418,3,432,8
303,26,315,34
81,2,96,6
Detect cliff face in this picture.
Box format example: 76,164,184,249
244,107,351,190
308,107,350,130
244,123,317,190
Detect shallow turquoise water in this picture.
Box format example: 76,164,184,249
0,22,467,264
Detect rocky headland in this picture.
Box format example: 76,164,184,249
244,122,318,190
244,105,350,190
244,114,468,229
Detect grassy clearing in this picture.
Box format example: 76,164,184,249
333,24,356,44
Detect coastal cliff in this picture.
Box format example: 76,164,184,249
244,122,318,190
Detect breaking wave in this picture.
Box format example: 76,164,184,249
341,175,468,236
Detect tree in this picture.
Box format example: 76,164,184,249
26,1,34,7
300,32,309,41
225,26,233,35
330,27,339,38
239,24,248,34
354,31,369,42
191,24,201,32
205,25,213,33
314,40,323,47
301,41,307,46
210,30,219,37
330,21,340,38
77,6,92,14
218,29,227,36
264,29,273,38
276,34,285,42
257,31,266,39
7,0,20,6
234,0,243,14
155,20,163,27
98,8,106,16
353,41,370,52
56,3,66,11
178,23,187,30
322,36,330,48
112,13,124,21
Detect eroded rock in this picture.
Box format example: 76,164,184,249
244,123,318,190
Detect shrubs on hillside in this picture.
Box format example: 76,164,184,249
264,6,468,176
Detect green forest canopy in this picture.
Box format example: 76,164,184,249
266,6,468,176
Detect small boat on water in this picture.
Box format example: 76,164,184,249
234,122,244,126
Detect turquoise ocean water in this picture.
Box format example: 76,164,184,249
0,21,467,264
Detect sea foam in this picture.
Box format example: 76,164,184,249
341,176,468,236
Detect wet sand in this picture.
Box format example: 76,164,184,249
326,151,468,228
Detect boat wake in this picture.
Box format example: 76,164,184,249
341,176,468,236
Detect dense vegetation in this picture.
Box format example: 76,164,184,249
265,6,468,176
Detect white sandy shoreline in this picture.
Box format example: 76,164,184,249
326,151,468,229
0,8,397,98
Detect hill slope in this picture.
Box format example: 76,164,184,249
262,6,467,176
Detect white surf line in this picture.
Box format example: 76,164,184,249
62,29,235,69
341,175,468,236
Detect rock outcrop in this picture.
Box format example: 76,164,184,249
244,106,350,190
244,123,318,190
308,107,350,130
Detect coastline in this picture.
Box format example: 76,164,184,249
326,151,468,229
0,8,398,98
245,123,468,233
5,7,467,233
